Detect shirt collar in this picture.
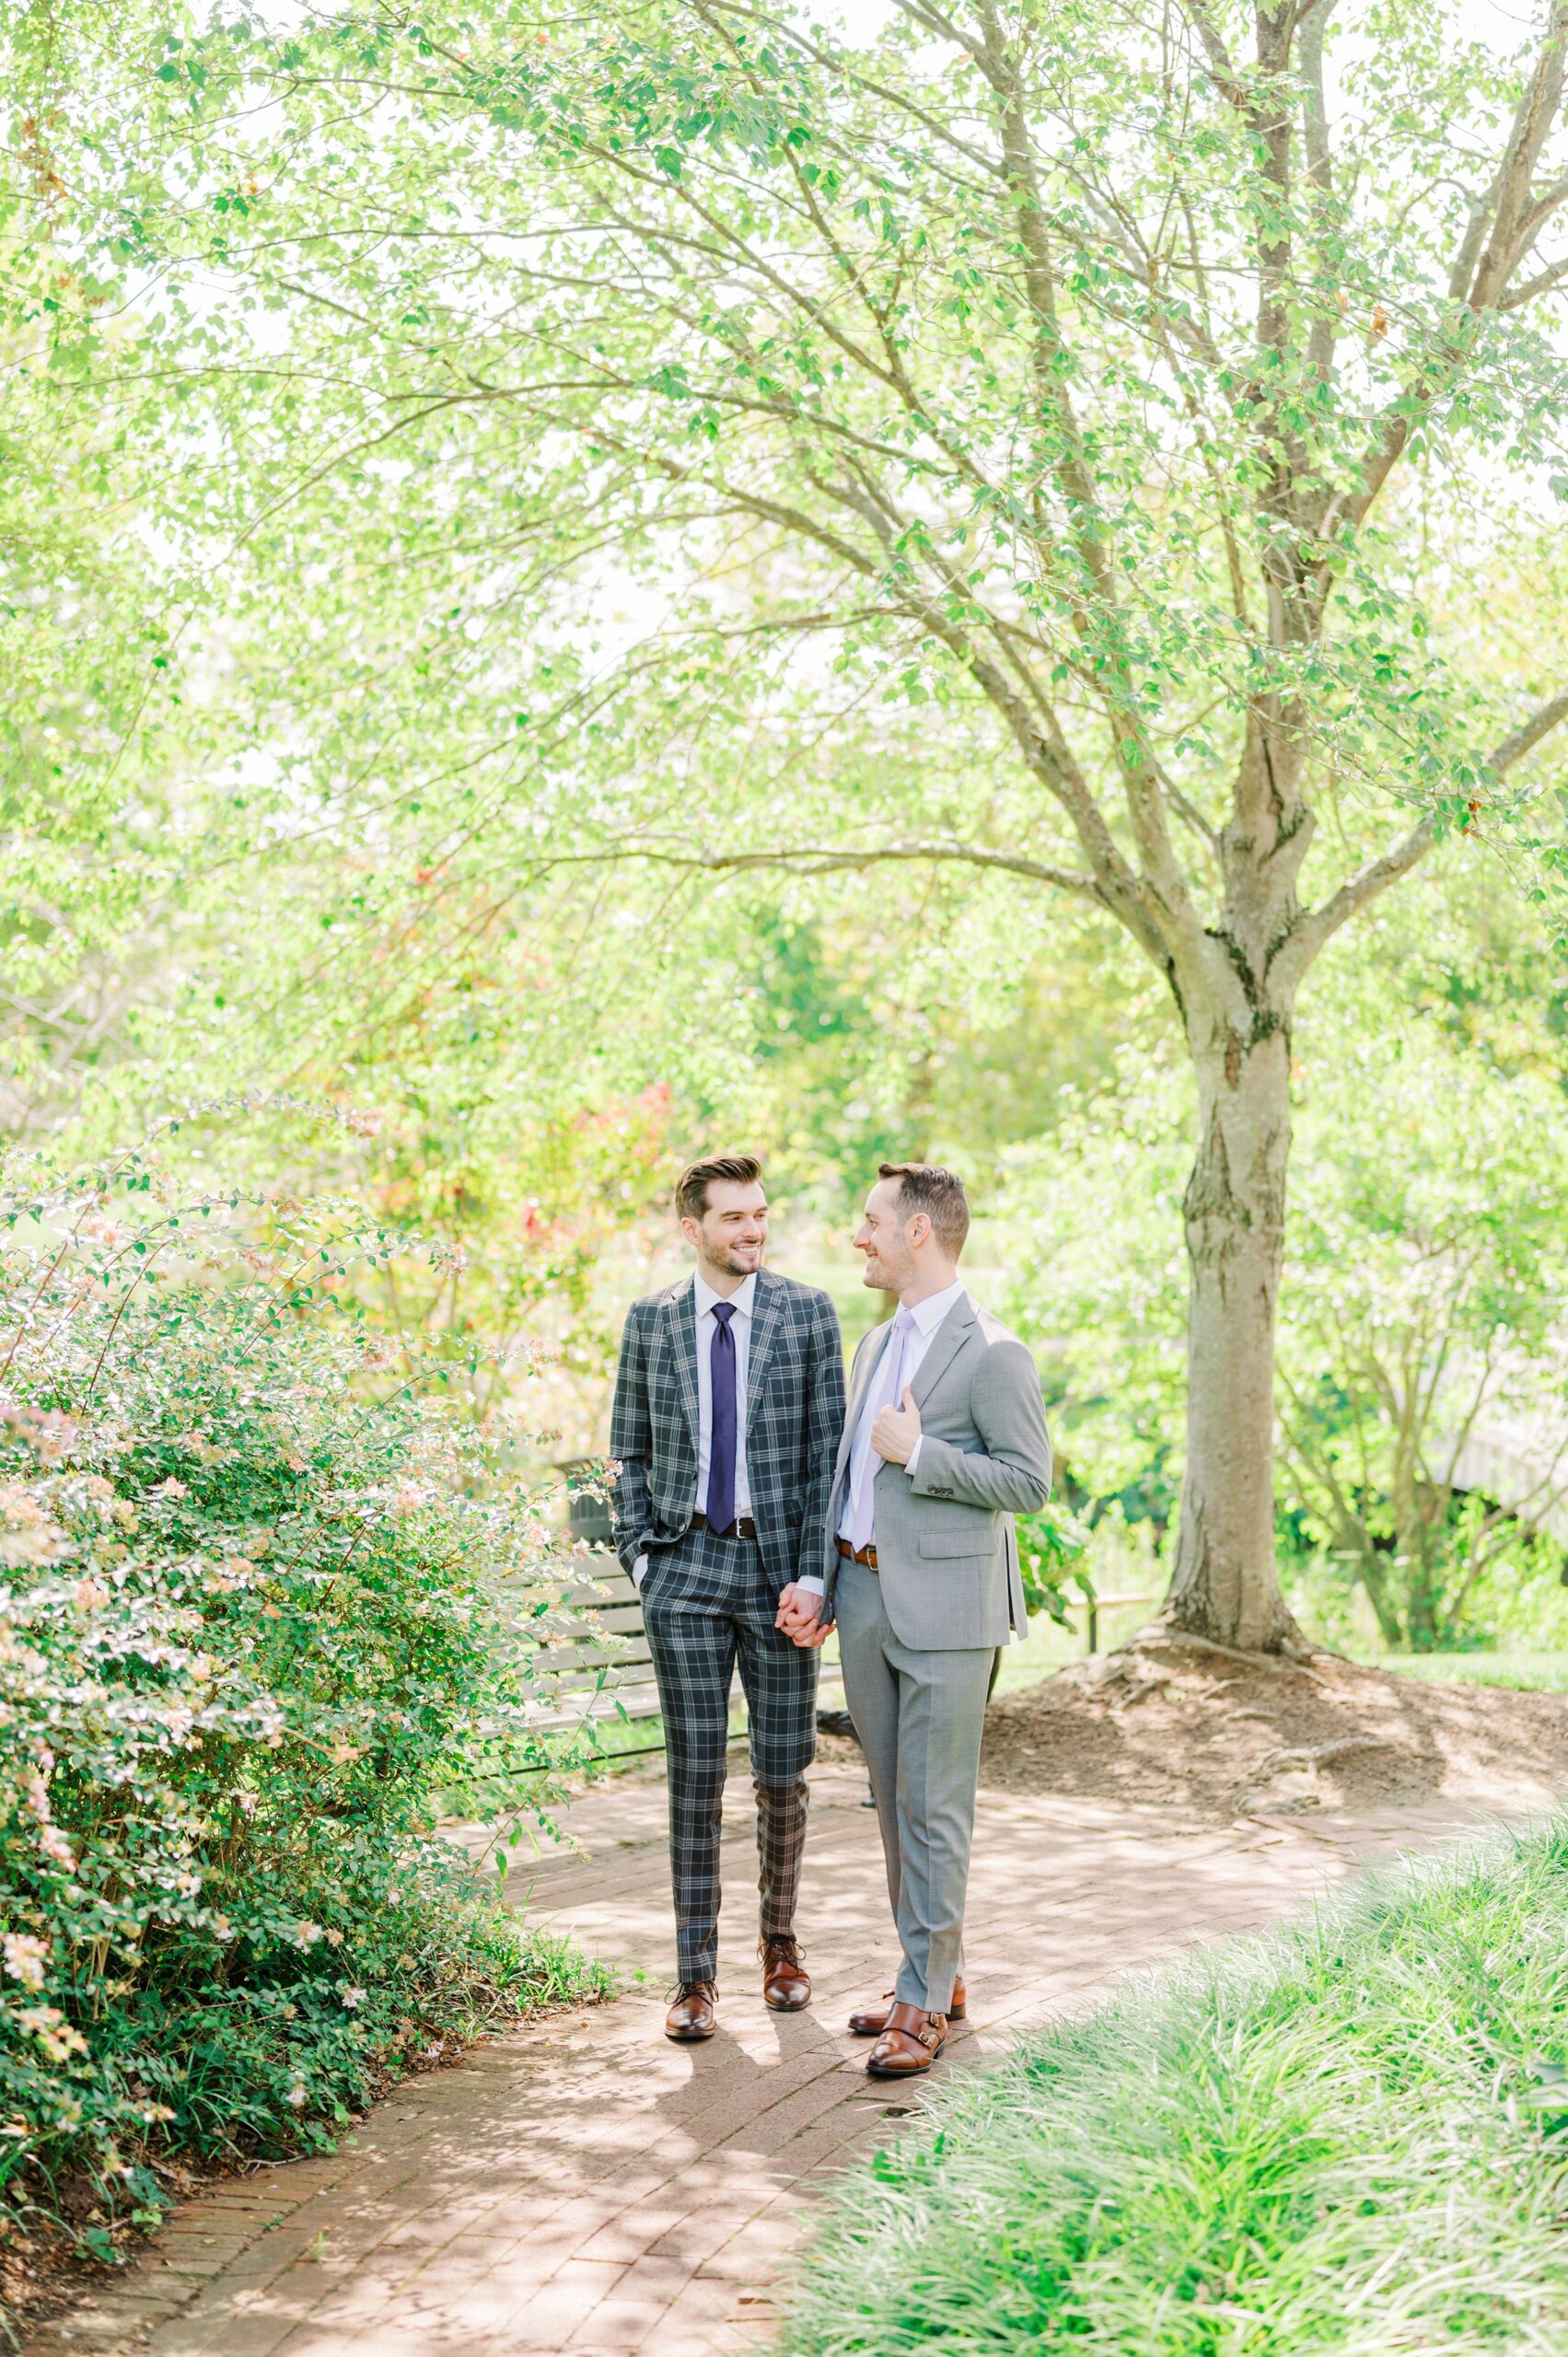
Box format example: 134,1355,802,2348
694,1271,757,1321
905,1279,967,1337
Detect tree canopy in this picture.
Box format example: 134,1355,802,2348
10,0,1568,1642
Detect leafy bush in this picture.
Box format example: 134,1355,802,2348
0,1155,605,2278
782,1819,1568,2355
1013,1504,1091,1627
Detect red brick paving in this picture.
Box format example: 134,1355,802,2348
27,1765,1502,2357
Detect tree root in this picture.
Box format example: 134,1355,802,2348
1130,1626,1337,1688
1232,1736,1394,1812
1247,1736,1394,1778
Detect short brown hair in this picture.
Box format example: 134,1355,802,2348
879,1162,970,1258
676,1154,764,1223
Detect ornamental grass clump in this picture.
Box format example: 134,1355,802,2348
783,1821,1568,2355
0,1155,605,2286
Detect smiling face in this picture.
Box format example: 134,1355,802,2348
852,1176,926,1293
681,1178,769,1283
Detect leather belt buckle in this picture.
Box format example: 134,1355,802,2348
835,1536,878,1571
691,1512,759,1540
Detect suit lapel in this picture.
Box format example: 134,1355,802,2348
662,1276,700,1452
910,1294,976,1409
744,1269,784,1441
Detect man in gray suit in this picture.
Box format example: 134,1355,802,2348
779,1163,1051,2078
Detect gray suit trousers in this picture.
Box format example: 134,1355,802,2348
833,1562,993,2014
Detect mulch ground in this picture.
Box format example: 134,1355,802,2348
974,1634,1568,1822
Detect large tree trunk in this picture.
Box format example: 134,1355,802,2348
1163,1018,1305,1652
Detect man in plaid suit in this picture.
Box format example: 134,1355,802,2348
610,1155,846,2042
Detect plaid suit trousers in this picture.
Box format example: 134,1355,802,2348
641,1523,818,1982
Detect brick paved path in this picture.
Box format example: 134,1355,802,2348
29,1764,1498,2357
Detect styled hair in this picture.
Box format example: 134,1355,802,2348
676,1154,764,1223
879,1161,970,1258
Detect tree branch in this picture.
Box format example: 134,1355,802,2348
1493,682,1568,772
521,836,1107,900
1468,3,1568,309
1500,249,1568,308
1278,684,1568,981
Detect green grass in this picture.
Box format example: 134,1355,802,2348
1379,1648,1568,1691
780,1818,1568,2355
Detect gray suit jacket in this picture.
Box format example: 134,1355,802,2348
820,1293,1051,1649
609,1268,845,1596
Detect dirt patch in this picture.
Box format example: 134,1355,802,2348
959,1637,1568,1823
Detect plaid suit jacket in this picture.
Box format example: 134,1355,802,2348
609,1268,846,1595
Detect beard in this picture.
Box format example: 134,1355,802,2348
706,1238,764,1276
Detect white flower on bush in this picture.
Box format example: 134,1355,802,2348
156,1478,188,1499
0,1484,65,1567
293,1922,323,1949
174,1871,202,1898
4,1933,49,1990
286,2083,308,2107
389,1480,425,1516
18,2005,87,2061
38,1827,75,1872
341,1986,366,2009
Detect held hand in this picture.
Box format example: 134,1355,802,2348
775,1583,831,1649
872,1385,923,1468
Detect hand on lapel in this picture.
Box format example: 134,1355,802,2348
872,1387,922,1467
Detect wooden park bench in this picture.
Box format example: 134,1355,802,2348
542,1465,1151,1763
540,1467,667,1761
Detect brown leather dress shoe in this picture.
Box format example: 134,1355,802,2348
849,1976,967,2037
665,1980,717,2041
761,1934,811,2012
866,2000,947,2078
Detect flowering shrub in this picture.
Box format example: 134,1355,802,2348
0,1159,603,2282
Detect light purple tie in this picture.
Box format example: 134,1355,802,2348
850,1307,914,1551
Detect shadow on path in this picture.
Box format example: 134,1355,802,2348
28,1764,1505,2357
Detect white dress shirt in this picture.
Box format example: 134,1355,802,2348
692,1270,755,1520
633,1271,755,1587
796,1280,968,1597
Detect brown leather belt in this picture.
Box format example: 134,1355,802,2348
691,1512,758,1540
836,1536,878,1570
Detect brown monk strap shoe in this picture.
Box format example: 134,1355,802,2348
665,1980,717,2041
866,2001,947,2078
849,1976,967,2037
761,1933,811,2012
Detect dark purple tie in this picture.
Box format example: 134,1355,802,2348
708,1301,738,1535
